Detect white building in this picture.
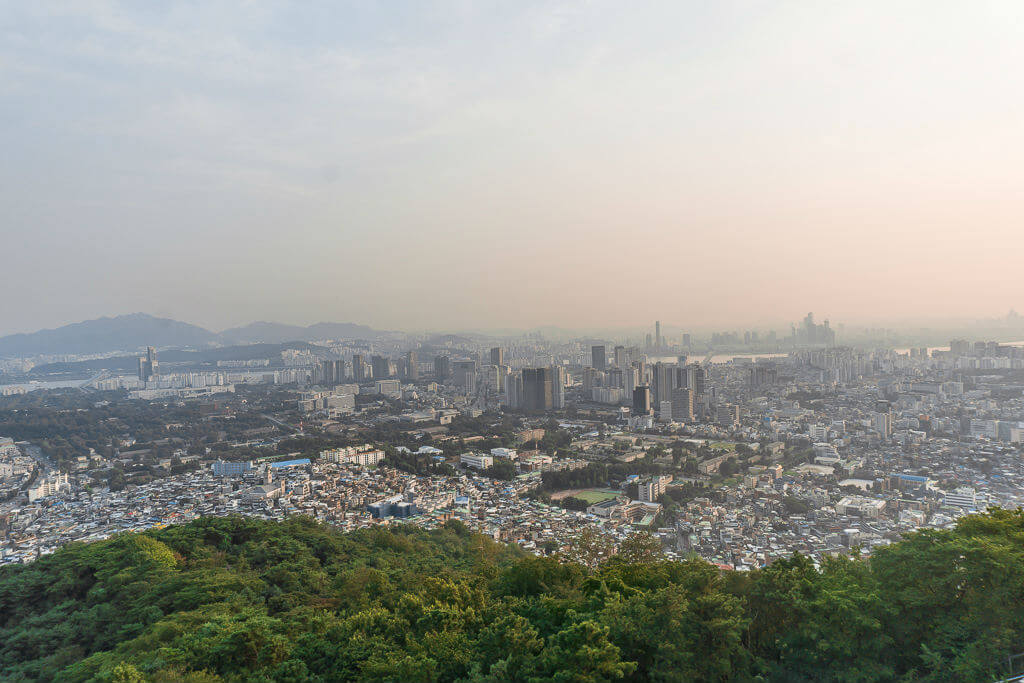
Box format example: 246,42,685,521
944,487,978,509
374,379,402,398
27,473,70,502
460,453,493,470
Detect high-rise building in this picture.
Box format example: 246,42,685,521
522,368,554,411
334,359,347,383
453,360,478,393
319,360,336,385
138,346,159,382
490,347,504,366
505,370,524,408
551,365,567,409
680,363,707,395
716,404,740,427
651,362,674,405
682,334,691,348
748,363,778,387
614,345,627,367
371,355,391,380
592,345,606,371
632,386,651,415
405,351,419,380
434,355,450,379
671,388,694,423
655,321,662,349
352,354,367,382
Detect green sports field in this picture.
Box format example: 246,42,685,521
571,489,620,504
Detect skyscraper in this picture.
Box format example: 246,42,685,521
137,346,158,382
655,321,662,349
505,370,524,408
405,351,419,380
352,354,367,382
434,355,450,379
522,368,553,411
671,388,694,422
490,347,504,366
332,359,347,383
550,365,566,409
632,386,651,415
319,359,336,385
614,345,627,367
651,362,674,405
592,345,606,371
453,360,478,393
371,355,390,380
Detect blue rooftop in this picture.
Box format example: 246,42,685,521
271,458,311,468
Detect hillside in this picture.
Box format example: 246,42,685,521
0,315,386,359
0,314,217,358
1,512,1023,682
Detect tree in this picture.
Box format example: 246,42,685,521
564,528,615,569
616,532,663,564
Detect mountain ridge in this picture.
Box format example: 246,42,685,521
0,313,387,358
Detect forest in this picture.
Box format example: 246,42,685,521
1,509,1024,682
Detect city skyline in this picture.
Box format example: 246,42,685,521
4,2,1024,333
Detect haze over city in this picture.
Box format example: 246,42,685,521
3,1,1024,335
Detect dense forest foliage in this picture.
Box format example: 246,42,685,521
0,390,275,469
2,510,1024,682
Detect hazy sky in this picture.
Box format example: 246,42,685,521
3,1,1024,335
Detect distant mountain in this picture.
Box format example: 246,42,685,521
0,314,387,358
0,314,217,358
218,320,381,345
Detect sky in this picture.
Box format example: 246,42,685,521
2,1,1024,336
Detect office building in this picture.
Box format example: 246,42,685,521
371,355,391,380
655,321,662,348
374,379,401,398
632,386,651,415
434,355,450,379
522,367,554,411
490,347,504,366
614,345,627,367
671,388,694,422
453,360,478,393
592,345,606,371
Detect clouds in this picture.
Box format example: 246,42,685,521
1,1,1023,334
